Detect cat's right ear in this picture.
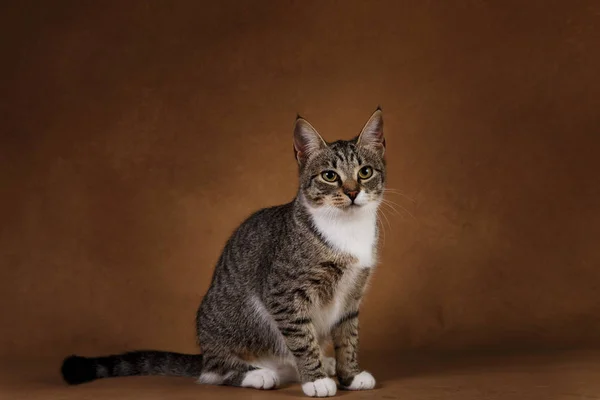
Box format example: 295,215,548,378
293,116,327,165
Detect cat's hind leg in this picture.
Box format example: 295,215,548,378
197,354,280,390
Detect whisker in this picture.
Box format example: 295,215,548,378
379,200,402,216
382,199,416,221
381,198,405,209
384,188,416,203
376,215,386,246
378,208,393,232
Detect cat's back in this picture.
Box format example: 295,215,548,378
234,201,295,242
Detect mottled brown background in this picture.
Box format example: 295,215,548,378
1,0,599,364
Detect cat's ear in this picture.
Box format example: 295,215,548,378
293,116,327,164
357,107,385,156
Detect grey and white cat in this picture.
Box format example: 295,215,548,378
61,108,387,397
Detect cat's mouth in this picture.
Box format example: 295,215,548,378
339,202,363,210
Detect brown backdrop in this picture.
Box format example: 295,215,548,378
1,0,599,363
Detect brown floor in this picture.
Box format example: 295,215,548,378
2,350,599,400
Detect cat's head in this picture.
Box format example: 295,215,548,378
294,108,386,214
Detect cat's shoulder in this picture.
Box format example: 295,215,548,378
233,201,295,235
246,201,294,221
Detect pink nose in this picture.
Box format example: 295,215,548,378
345,190,359,201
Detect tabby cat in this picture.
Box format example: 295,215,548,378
61,108,387,397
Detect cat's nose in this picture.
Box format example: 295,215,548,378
344,190,359,202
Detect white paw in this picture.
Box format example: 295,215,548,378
302,377,337,397
323,357,336,376
341,371,376,390
241,368,280,390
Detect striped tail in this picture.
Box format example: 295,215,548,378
60,351,204,385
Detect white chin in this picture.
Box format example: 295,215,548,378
341,202,375,213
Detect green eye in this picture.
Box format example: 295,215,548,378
321,170,338,182
358,166,373,179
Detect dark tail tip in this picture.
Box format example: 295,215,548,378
61,355,97,385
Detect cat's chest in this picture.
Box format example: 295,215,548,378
306,207,377,337
310,210,378,268
310,264,366,338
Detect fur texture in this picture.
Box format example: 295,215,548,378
61,108,386,397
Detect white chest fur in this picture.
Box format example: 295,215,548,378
306,203,378,268
305,199,379,337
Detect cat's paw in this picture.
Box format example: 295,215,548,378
302,377,337,397
241,368,280,390
340,371,376,390
323,357,336,376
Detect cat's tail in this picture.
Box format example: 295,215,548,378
60,350,203,385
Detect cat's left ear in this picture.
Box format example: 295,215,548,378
357,107,385,156
293,116,327,165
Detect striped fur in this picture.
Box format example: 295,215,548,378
61,108,386,397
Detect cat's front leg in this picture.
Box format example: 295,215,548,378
331,310,376,391
268,293,337,397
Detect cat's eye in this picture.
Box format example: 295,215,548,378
358,166,373,180
321,170,338,182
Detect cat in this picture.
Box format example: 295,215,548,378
61,108,387,397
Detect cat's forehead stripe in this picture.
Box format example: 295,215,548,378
327,141,363,168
